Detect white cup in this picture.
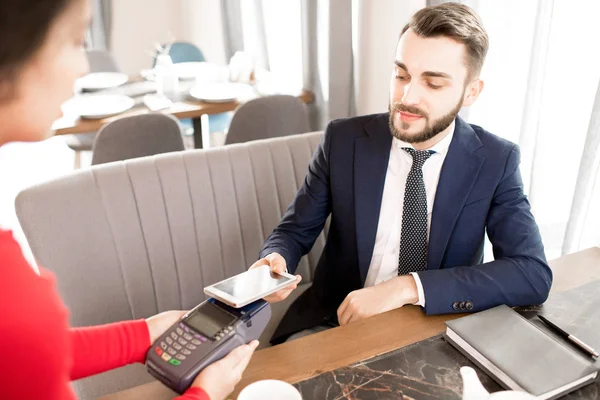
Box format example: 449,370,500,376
237,379,302,400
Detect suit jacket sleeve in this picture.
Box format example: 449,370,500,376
258,124,333,273
417,145,553,314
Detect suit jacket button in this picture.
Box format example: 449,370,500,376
459,301,466,310
452,302,460,311
465,301,473,310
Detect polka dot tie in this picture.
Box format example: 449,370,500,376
398,148,434,275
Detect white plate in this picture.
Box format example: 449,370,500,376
143,62,221,82
73,94,135,119
172,62,209,80
189,82,253,103
238,380,302,400
76,72,129,91
140,68,156,81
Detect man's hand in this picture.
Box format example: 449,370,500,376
249,252,302,303
337,275,419,325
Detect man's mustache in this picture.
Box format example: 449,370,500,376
391,103,428,118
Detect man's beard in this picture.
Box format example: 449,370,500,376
388,97,463,144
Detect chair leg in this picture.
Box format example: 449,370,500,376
201,114,211,149
74,150,81,170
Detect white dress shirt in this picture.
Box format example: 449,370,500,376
364,124,455,307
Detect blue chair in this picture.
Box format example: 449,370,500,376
154,42,232,138
153,42,205,65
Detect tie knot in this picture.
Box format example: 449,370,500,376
402,148,434,168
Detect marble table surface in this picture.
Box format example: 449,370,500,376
294,279,600,400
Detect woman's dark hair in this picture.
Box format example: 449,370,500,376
0,0,75,99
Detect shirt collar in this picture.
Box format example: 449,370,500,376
392,120,455,157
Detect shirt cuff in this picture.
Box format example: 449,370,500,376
409,272,426,307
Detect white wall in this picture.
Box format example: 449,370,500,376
179,0,228,66
111,0,183,74
110,0,227,74
354,0,425,116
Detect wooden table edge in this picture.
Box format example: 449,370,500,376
100,246,600,399
52,90,315,136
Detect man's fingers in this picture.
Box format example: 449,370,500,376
265,286,294,302
249,258,269,270
348,312,361,324
337,297,349,322
339,309,352,325
265,253,287,273
262,273,301,303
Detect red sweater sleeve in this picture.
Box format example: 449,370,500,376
176,387,212,400
69,319,151,380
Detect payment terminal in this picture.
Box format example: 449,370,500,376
146,298,271,394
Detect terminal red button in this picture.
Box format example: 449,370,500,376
155,346,163,356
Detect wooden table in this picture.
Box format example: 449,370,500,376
52,89,314,149
102,246,600,400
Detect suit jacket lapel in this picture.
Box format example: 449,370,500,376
355,114,392,286
427,117,485,271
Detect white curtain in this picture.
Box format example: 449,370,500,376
88,0,112,50
563,82,600,254
441,0,600,259
226,0,356,130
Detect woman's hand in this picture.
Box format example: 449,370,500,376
145,310,188,344
191,340,259,400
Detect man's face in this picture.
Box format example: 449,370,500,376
389,28,480,143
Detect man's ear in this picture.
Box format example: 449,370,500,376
462,78,484,107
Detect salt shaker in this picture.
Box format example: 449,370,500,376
155,53,179,100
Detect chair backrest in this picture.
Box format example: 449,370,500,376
225,95,310,145
86,50,120,73
15,131,325,399
152,41,206,66
91,113,185,165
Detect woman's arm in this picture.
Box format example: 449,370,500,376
176,387,211,400
68,319,150,380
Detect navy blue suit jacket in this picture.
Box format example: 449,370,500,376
261,113,552,344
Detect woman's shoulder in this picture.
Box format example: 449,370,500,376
0,231,73,399
0,229,40,283
0,229,68,319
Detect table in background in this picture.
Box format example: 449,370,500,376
52,82,314,149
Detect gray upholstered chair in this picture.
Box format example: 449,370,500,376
91,113,185,165
224,95,310,145
64,50,121,168
15,131,325,399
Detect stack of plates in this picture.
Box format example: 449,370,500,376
76,72,129,91
69,94,135,119
189,82,253,103
141,62,221,82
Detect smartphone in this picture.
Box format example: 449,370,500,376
204,265,297,308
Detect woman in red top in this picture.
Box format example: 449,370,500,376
0,0,258,399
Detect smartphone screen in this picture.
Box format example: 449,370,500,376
212,265,294,300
